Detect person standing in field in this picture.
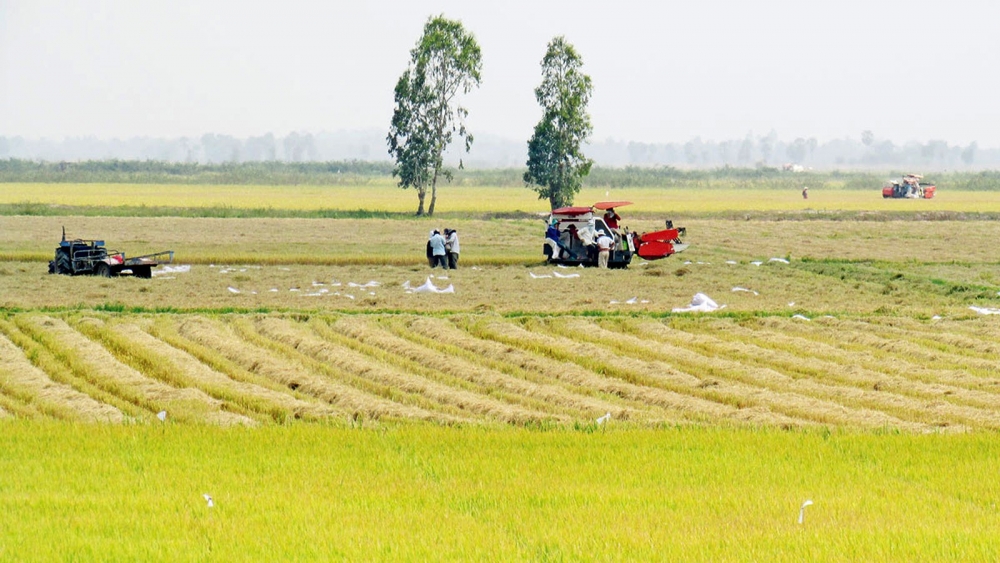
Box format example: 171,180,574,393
426,230,435,267
596,231,613,268
444,228,460,269
603,208,620,231
428,230,447,269
802,186,808,199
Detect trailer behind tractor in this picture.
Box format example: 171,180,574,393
48,229,173,278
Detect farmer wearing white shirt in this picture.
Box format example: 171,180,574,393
444,229,460,269
428,230,447,269
596,231,613,269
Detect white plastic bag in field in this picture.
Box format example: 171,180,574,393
970,306,1000,315
672,293,725,313
409,277,455,294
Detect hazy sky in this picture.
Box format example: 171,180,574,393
2,0,999,145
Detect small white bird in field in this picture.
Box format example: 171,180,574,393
798,500,813,524
156,410,167,422
203,494,214,508
596,412,611,425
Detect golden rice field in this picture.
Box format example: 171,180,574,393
4,182,1000,213
3,182,1000,560
3,423,1000,561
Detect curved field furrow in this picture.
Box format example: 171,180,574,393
325,316,602,420
616,319,993,430
24,316,250,425
748,317,1000,385
256,316,553,424
668,318,1000,409
54,318,251,426
0,317,147,418
537,318,934,431
395,316,691,424
176,316,444,423
380,316,658,422
464,318,817,428
0,331,123,422
872,318,1000,357
830,319,1000,375
110,320,341,423
233,316,476,422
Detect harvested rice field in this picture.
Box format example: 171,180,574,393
3,184,1000,560
3,311,1000,430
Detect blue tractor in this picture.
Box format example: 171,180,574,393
48,228,174,278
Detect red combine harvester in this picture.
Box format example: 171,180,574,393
543,201,687,268
883,174,936,199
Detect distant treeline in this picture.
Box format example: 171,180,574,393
2,158,1000,190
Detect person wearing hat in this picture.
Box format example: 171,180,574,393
596,230,613,268
802,186,808,199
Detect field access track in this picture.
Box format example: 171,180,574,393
1,312,998,430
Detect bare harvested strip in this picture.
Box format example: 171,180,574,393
111,320,341,423
614,319,990,430
147,317,336,407
672,318,1000,409
534,316,931,430
865,318,1000,357
396,316,692,424
256,316,551,424
834,319,1000,373
0,331,123,422
325,316,605,421
176,316,444,423
228,317,467,423
1,316,148,419
465,318,815,428
749,317,1000,385
235,316,476,422
378,316,650,421
21,315,251,426
72,317,263,424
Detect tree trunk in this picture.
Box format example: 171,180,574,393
416,187,426,216
428,166,440,216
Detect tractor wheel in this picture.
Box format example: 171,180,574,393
48,261,55,274
133,266,152,279
55,249,72,275
95,262,112,278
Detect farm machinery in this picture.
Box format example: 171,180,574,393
47,228,174,278
883,174,936,199
543,201,687,268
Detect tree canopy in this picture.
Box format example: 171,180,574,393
387,16,482,216
524,37,594,211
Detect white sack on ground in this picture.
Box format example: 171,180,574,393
227,287,241,294
409,277,455,294
153,265,191,276
672,293,725,313
970,306,1000,315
